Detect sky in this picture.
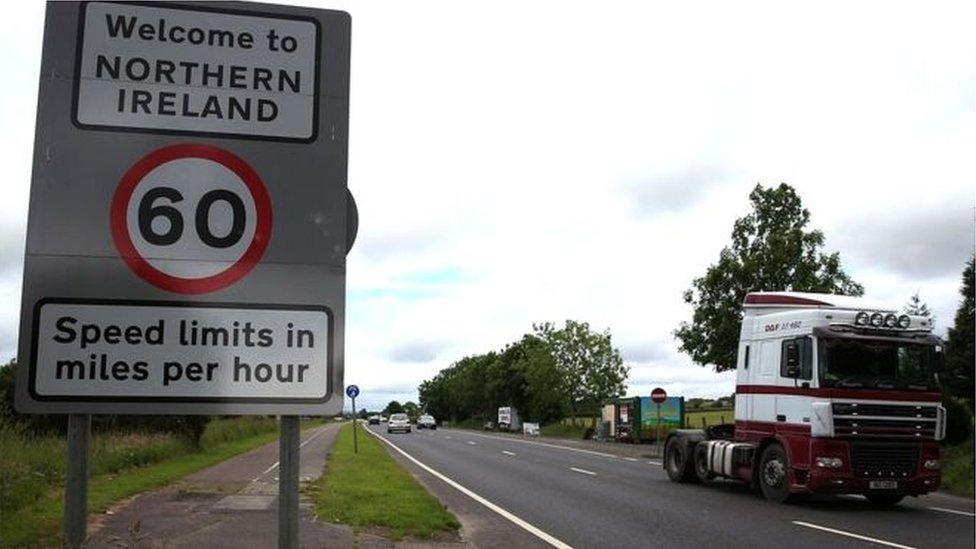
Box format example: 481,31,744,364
1,1,973,412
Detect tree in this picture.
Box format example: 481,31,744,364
535,320,628,418
904,291,934,327
675,183,863,372
944,257,974,407
402,401,420,420
383,400,404,415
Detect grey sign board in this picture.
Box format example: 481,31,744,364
16,1,351,415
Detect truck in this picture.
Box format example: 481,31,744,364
664,292,946,506
498,406,521,432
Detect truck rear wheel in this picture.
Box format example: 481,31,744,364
665,436,697,483
693,444,716,483
865,494,904,507
758,444,792,503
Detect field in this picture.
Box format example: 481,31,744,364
0,417,316,547
311,423,459,541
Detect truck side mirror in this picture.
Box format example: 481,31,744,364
784,341,800,378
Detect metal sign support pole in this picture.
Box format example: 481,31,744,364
351,397,358,454
63,413,90,548
278,416,300,549
656,403,662,458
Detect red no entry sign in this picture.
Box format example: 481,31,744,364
651,387,667,404
110,143,273,294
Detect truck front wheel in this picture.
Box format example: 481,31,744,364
758,444,791,503
665,437,697,483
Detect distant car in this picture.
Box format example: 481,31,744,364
368,415,381,425
380,415,388,423
417,414,437,430
387,413,411,433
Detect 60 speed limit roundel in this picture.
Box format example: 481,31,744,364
110,144,272,294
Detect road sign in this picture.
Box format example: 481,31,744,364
651,387,667,404
345,385,359,399
16,1,352,416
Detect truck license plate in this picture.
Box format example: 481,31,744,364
869,480,898,490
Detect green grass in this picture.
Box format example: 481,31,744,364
941,440,974,498
0,417,319,547
310,423,459,541
541,422,590,439
684,408,734,428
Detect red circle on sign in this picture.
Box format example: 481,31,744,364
651,387,667,404
110,143,272,294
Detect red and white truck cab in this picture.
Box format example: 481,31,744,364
665,292,946,506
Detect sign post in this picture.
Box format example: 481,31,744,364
651,387,667,457
15,3,352,547
346,384,360,454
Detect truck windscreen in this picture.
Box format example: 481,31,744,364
818,338,939,390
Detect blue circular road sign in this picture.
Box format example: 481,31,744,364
345,385,360,398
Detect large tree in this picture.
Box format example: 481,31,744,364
944,257,974,407
535,320,628,417
675,183,863,372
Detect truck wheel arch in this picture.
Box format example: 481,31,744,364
751,436,793,490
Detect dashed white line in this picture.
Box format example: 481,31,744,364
365,427,571,549
462,431,618,458
502,450,517,456
569,467,597,476
792,521,916,549
445,436,453,440
927,506,976,517
647,460,661,466
260,461,280,475
623,457,638,462
467,441,477,445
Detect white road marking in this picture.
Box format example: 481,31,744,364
251,426,327,481
647,460,661,466
467,441,477,445
462,430,618,459
502,450,517,456
623,457,638,462
445,436,453,440
927,506,976,517
366,428,572,549
570,467,597,476
792,521,916,549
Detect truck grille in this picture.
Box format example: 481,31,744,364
832,402,939,440
850,443,919,479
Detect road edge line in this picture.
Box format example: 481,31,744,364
927,506,976,517
366,427,573,549
792,521,916,549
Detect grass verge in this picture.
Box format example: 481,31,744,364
941,440,974,498
0,417,321,547
310,423,459,541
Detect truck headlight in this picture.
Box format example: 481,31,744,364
924,459,940,470
815,457,843,469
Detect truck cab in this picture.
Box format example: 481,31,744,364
665,292,946,505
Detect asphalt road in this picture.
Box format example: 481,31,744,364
366,424,975,549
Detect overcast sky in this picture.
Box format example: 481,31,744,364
1,1,973,411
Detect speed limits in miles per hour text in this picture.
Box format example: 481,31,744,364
31,300,331,402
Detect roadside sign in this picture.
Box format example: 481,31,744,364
16,1,352,416
345,385,359,399
651,387,667,404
